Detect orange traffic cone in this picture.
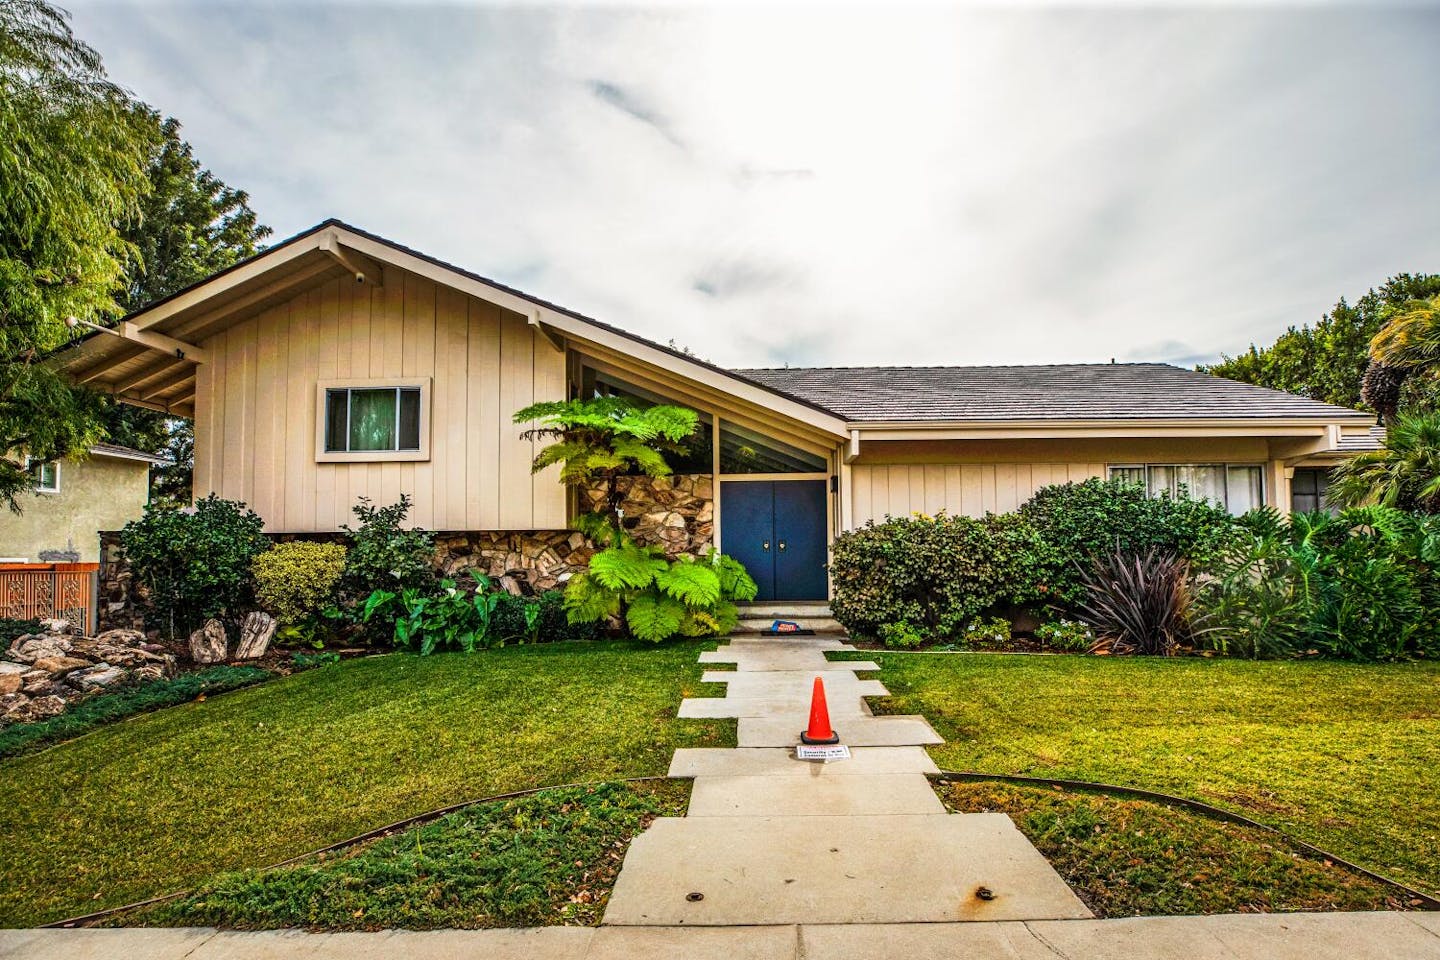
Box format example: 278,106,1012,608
800,676,840,745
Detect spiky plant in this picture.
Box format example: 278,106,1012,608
1369,293,1440,370
1328,411,1440,513
1076,547,1194,656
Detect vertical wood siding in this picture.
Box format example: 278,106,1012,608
191,271,567,532
849,462,1106,524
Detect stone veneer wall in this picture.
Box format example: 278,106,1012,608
97,473,715,629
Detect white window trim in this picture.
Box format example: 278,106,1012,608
33,460,60,494
1107,463,1266,513
315,378,432,463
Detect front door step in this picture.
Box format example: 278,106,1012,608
601,813,1093,926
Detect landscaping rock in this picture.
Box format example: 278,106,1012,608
5,634,73,664
27,695,66,719
0,673,20,696
94,628,147,647
71,664,126,689
235,612,277,660
189,620,228,664
31,656,91,676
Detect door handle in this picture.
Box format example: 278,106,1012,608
778,539,787,552
763,540,770,552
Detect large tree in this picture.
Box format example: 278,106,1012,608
0,0,154,512
1201,273,1440,417
100,109,271,500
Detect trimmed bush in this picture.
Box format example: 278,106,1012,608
119,496,270,637
830,512,1037,641
252,541,348,626
340,495,435,598
1019,478,1236,605
492,591,606,644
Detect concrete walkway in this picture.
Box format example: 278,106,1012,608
603,634,1091,925
7,635,1438,958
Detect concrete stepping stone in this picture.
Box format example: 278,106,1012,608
602,812,1092,925
738,715,943,747
687,773,946,817
670,746,940,778
679,694,874,719
698,673,888,696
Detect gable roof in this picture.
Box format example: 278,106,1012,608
734,364,1375,425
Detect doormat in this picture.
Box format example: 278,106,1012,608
765,619,815,636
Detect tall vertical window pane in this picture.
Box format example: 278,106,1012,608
398,388,421,450
1147,466,1177,498
325,389,349,452
1176,465,1226,507
1226,465,1263,515
349,389,397,451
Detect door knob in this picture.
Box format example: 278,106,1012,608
778,539,787,552
763,540,770,552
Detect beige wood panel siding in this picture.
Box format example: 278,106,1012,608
848,461,1108,525
190,269,566,533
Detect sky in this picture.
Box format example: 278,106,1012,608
69,1,1440,370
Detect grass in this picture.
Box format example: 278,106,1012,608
940,780,1411,916
859,652,1440,895
115,781,688,930
0,639,729,927
0,665,271,759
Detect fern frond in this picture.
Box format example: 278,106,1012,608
654,559,722,606
589,544,667,590
626,590,687,642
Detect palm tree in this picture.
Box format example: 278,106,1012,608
1369,294,1440,369
1329,411,1440,513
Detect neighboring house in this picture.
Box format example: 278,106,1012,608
0,444,166,563
49,220,1379,602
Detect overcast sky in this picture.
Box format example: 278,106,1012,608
70,1,1440,369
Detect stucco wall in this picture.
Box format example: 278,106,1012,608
0,457,150,564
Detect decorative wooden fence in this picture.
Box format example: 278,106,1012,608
0,563,99,633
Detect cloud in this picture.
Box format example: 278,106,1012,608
68,2,1440,370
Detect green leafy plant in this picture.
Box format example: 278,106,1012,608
878,621,925,649
830,512,1043,641
367,571,503,656
491,591,605,645
340,495,435,596
251,541,347,627
1033,619,1095,653
1019,478,1237,605
514,396,700,545
564,548,757,642
1328,411,1440,513
118,495,270,637
1076,547,1195,656
959,615,1012,651
1192,530,1318,659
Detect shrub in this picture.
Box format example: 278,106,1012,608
958,615,1012,650
878,621,925,649
830,512,1035,640
252,541,348,626
1019,478,1237,605
365,571,502,656
492,590,605,645
340,495,435,597
119,495,270,638
1034,619,1095,653
1192,531,1317,659
1076,547,1194,656
564,547,757,642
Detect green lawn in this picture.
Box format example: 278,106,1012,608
863,652,1440,896
0,640,729,927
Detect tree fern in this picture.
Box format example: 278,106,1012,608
588,544,669,591
626,591,687,642
654,559,722,606
562,573,621,623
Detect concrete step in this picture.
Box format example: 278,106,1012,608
602,812,1093,925
669,746,941,778
687,773,947,817
738,714,943,747
734,602,844,635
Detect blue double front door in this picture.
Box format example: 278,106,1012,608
719,479,828,601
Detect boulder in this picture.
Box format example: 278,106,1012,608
235,612,277,660
32,656,91,676
93,629,147,647
28,695,66,719
6,635,73,664
38,618,72,635
0,674,20,696
72,665,125,690
189,619,228,664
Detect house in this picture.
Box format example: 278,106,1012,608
49,220,1378,603
0,444,167,564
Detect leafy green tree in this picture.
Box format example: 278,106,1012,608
97,108,271,496
1328,411,1440,513
0,0,154,512
514,396,699,544
1201,274,1440,415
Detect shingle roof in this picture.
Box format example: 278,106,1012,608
1336,426,1386,451
731,363,1374,424
89,443,171,465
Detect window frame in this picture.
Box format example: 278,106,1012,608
1106,462,1265,516
32,460,60,494
315,378,432,463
